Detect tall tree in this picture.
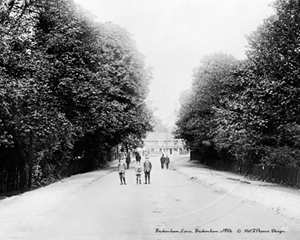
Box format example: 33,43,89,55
0,0,153,191
241,0,300,166
175,53,237,162
212,0,300,166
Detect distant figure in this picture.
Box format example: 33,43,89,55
117,158,127,185
126,153,131,169
135,162,142,184
135,152,141,164
165,155,170,169
160,154,165,169
143,156,152,184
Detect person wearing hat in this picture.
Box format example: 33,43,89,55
117,158,127,185
135,161,142,184
143,156,152,184
125,153,131,169
135,151,141,164
160,153,165,169
165,155,170,169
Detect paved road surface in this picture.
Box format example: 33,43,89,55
1,155,299,240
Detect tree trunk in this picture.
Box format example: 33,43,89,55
116,145,119,159
28,129,33,188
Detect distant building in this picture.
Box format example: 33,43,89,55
141,132,187,155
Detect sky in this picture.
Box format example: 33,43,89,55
73,0,275,126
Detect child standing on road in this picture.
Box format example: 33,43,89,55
117,158,127,185
135,162,142,184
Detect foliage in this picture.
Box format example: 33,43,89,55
176,0,300,167
152,116,168,132
175,53,238,162
237,0,300,165
0,0,153,192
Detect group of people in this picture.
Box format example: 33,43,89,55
117,152,152,185
117,152,172,185
134,155,152,185
160,153,170,169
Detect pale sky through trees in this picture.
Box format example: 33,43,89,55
73,0,274,124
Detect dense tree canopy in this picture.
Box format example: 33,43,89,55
176,0,300,167
175,53,238,162
0,0,153,192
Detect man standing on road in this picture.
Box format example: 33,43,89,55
165,155,170,169
160,154,165,169
144,156,152,184
117,158,127,185
135,152,141,164
125,153,131,169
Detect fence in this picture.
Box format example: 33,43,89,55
190,149,300,188
0,149,116,196
211,160,300,188
0,167,27,195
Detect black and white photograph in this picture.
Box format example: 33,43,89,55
0,0,300,239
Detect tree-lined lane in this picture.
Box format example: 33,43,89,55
24,156,298,240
